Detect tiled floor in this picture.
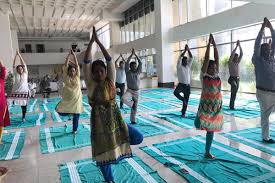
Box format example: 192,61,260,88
1,88,275,183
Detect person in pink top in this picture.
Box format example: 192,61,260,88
0,58,10,144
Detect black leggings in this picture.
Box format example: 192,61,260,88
21,106,27,119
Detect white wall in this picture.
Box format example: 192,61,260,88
18,39,89,53
0,14,13,72
21,52,69,65
11,30,19,54
170,3,275,42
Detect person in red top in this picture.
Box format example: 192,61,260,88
0,58,10,144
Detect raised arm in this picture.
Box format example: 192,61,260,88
201,35,211,74
134,51,142,74
125,51,134,73
13,52,18,68
229,42,238,62
238,41,243,62
71,50,80,77
64,51,71,67
212,35,219,73
177,52,182,69
83,30,95,88
254,18,266,60
115,55,121,68
17,51,28,73
266,19,275,57
93,27,115,82
186,44,193,59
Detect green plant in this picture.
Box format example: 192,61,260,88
5,71,13,95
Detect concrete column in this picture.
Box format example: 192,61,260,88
11,30,19,53
154,0,174,87
0,14,14,72
110,22,121,46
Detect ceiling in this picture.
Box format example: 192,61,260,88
0,0,127,39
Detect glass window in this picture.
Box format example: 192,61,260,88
150,11,155,34
125,24,129,43
232,24,261,42
139,16,145,38
237,40,256,93
190,47,206,81
128,22,134,42
134,20,139,40
213,31,231,44
188,36,207,49
216,44,231,89
121,26,125,43
145,13,151,36
207,0,231,16
172,0,180,26
232,1,249,8
179,0,188,24
187,0,206,22
179,40,188,50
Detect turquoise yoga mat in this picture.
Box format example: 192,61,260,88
124,116,176,137
51,109,90,123
222,106,260,119
152,111,197,129
59,156,166,183
39,123,91,154
5,112,46,130
139,101,179,111
221,127,275,156
8,98,39,114
141,136,275,183
0,131,25,160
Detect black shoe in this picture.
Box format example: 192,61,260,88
131,121,137,124
229,106,235,110
262,139,275,143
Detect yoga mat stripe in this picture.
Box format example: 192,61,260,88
44,128,55,153
225,133,275,152
139,117,174,133
147,146,211,183
125,158,159,183
141,136,275,183
67,162,82,183
5,131,22,160
60,156,165,183
192,136,275,172
221,127,275,155
40,124,91,154
29,99,38,112
36,113,44,126
0,131,25,160
53,111,63,123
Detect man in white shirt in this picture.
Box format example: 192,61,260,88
28,78,37,98
115,54,126,108
174,44,193,117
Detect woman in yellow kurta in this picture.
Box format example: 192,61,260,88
56,50,84,134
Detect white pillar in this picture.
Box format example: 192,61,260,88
11,30,19,54
154,0,174,87
110,22,121,46
0,14,14,72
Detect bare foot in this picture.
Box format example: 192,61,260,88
204,153,215,159
0,167,8,178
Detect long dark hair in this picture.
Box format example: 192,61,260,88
91,60,106,74
68,64,77,73
16,65,24,71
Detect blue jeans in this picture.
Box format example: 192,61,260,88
58,113,80,132
100,124,143,182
